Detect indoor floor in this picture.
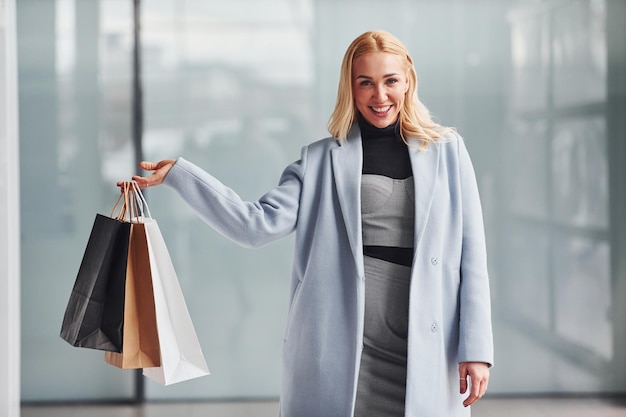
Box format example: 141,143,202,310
21,396,626,417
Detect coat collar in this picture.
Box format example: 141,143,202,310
330,123,440,273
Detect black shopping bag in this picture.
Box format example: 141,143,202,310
60,213,130,352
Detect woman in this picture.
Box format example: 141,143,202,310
130,30,493,417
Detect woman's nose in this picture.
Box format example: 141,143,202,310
372,85,387,101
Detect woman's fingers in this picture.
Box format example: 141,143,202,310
136,159,176,188
459,362,490,407
117,159,176,190
138,161,159,171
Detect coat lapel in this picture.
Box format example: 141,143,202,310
331,125,364,277
409,140,441,252
330,125,440,275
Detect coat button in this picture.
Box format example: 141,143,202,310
430,256,439,265
430,322,439,333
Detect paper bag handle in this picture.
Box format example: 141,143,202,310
130,181,153,220
111,182,143,223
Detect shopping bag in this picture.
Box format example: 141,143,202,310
105,218,161,369
141,214,210,385
60,192,131,352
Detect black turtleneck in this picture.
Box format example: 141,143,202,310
359,116,413,180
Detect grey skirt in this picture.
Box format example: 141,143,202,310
354,255,411,417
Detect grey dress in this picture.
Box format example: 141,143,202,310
354,118,415,417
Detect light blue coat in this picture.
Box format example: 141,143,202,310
163,124,494,417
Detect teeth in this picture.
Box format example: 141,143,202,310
371,106,391,113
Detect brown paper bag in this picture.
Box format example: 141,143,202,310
105,222,161,369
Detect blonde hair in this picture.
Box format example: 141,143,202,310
327,30,453,149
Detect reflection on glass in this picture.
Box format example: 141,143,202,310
552,0,607,107
554,236,611,360
551,116,608,228
499,225,551,329
19,0,137,401
509,12,549,111
497,0,614,396
100,0,134,186
138,0,315,400
506,120,549,220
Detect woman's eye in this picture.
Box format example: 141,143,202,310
386,78,398,84
359,80,372,86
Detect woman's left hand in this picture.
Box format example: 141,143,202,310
459,361,490,407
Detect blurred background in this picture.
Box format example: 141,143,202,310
8,0,626,409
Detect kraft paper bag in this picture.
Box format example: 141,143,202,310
105,221,161,369
142,217,210,385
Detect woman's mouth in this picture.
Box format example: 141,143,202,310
370,105,392,116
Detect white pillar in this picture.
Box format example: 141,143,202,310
0,0,21,416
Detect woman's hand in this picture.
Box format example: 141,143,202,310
459,361,490,407
117,159,176,189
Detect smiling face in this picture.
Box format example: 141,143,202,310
352,52,410,129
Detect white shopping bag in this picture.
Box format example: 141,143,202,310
141,217,210,385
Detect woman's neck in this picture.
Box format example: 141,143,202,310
357,113,401,140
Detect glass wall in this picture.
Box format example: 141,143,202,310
497,0,614,393
17,0,626,402
18,0,136,402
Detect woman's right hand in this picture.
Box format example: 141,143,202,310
117,159,176,190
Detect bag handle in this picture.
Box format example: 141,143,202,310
111,182,130,221
111,182,143,223
131,181,153,220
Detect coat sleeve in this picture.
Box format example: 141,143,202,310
456,136,494,367
162,149,307,248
